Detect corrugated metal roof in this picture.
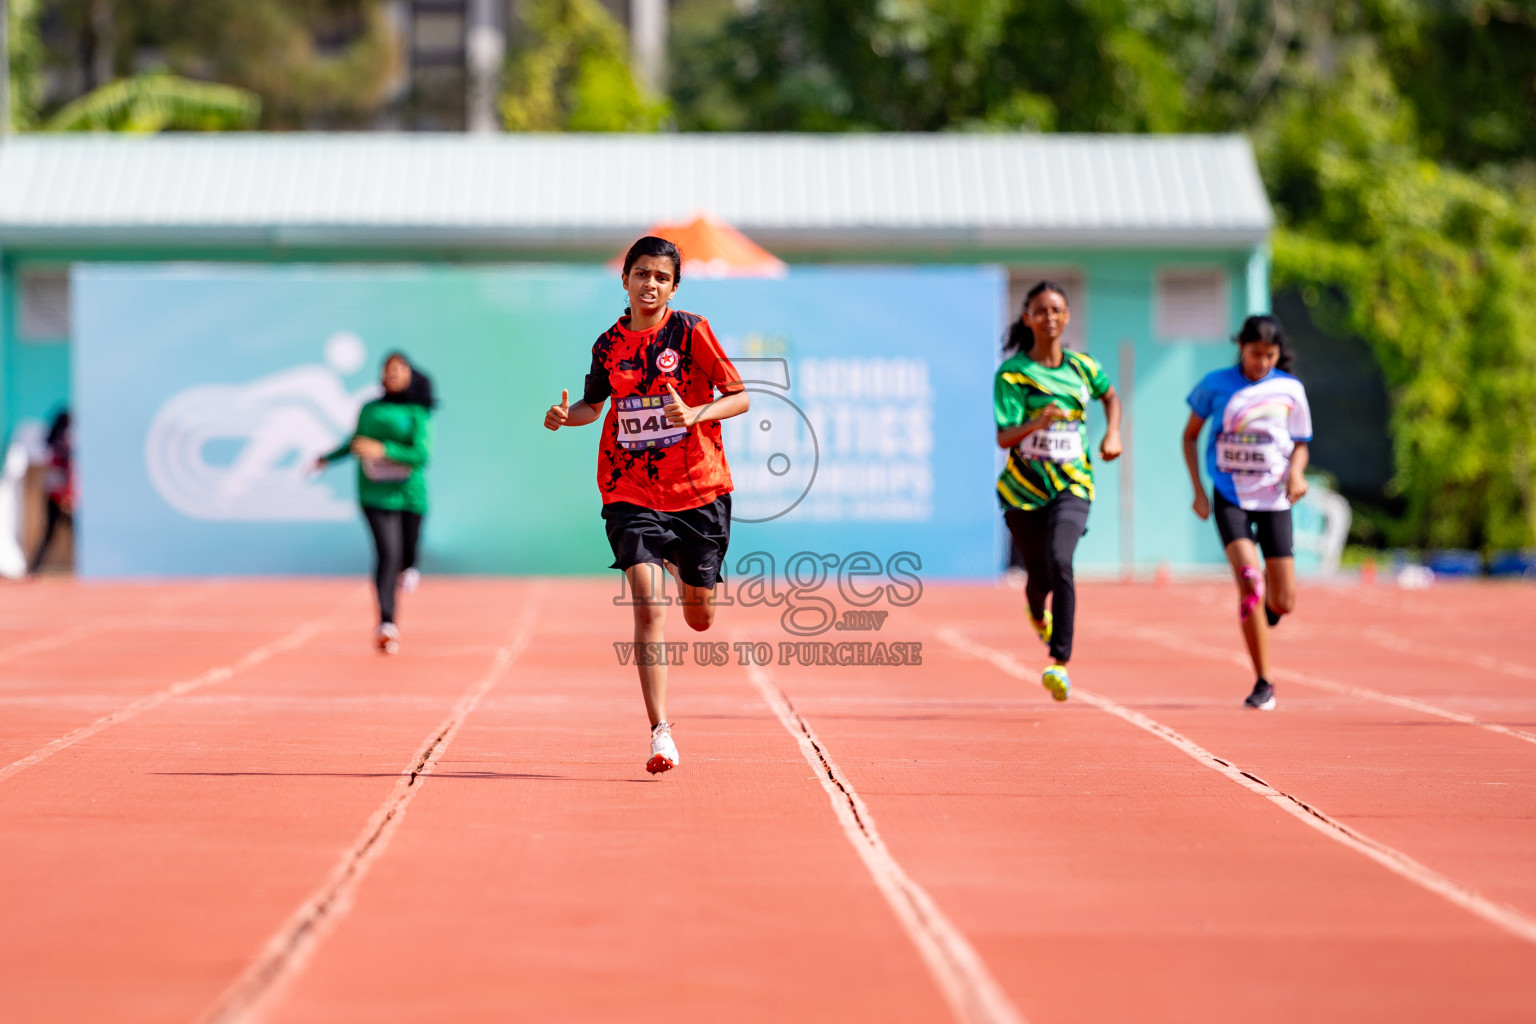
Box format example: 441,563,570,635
0,133,1272,250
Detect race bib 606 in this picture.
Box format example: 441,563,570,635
616,395,688,451
1018,421,1084,464
1216,431,1279,474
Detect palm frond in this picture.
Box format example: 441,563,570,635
46,73,260,133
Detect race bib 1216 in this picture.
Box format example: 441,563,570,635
1018,421,1084,464
616,395,688,451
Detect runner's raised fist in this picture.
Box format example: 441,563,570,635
663,382,696,428
544,389,570,431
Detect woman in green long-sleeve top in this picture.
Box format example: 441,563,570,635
314,352,434,654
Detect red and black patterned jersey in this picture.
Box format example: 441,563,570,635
582,308,744,512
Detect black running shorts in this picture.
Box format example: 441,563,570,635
1212,491,1294,559
601,494,732,589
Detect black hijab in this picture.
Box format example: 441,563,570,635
378,353,436,410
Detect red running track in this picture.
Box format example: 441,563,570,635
0,576,1532,1022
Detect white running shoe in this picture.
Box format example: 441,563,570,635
375,622,400,655
400,568,420,593
647,721,679,774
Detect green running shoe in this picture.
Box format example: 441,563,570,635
1030,609,1053,646
1042,664,1071,702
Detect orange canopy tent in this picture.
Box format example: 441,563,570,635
612,214,787,278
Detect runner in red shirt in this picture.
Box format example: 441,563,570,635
544,236,750,774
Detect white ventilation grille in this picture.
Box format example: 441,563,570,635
19,268,71,341
1156,269,1227,342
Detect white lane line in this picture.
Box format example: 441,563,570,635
939,627,1536,947
1119,622,1536,748
1363,627,1536,682
742,658,1027,1024
0,626,90,666
0,620,330,785
200,595,540,1024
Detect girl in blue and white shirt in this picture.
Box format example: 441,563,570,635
1182,315,1312,711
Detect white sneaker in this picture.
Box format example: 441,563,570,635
647,722,678,774
375,622,400,655
400,568,420,593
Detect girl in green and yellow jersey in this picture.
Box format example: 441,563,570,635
995,282,1122,701
314,352,434,655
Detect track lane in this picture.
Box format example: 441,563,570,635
0,581,527,1024
942,626,1536,940
1114,620,1536,747
714,577,1536,1023
5,578,1534,1023
264,583,956,1024
0,582,362,768
1122,582,1536,715
769,618,1536,1022
201,594,541,1024
1048,586,1536,921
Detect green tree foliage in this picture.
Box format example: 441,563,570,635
672,0,1536,549
44,71,259,131
36,0,399,129
1259,48,1536,549
670,0,1188,132
7,0,45,129
1373,0,1536,170
500,0,665,131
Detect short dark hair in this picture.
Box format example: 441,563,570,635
622,235,683,285
1235,314,1295,373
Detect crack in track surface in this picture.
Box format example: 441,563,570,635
200,596,540,1024
939,626,1536,947
740,656,1026,1024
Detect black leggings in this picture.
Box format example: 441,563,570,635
1004,495,1091,663
363,507,423,625
29,498,72,573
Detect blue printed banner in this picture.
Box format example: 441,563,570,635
74,264,1003,578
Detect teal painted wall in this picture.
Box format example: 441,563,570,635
2,258,73,439
9,340,71,425
0,250,7,438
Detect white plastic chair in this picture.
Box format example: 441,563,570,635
0,441,30,579
1291,478,1352,576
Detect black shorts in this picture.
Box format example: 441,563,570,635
1212,491,1294,559
602,494,731,589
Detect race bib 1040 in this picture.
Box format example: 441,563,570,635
1216,431,1280,474
1018,421,1084,464
616,395,688,451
